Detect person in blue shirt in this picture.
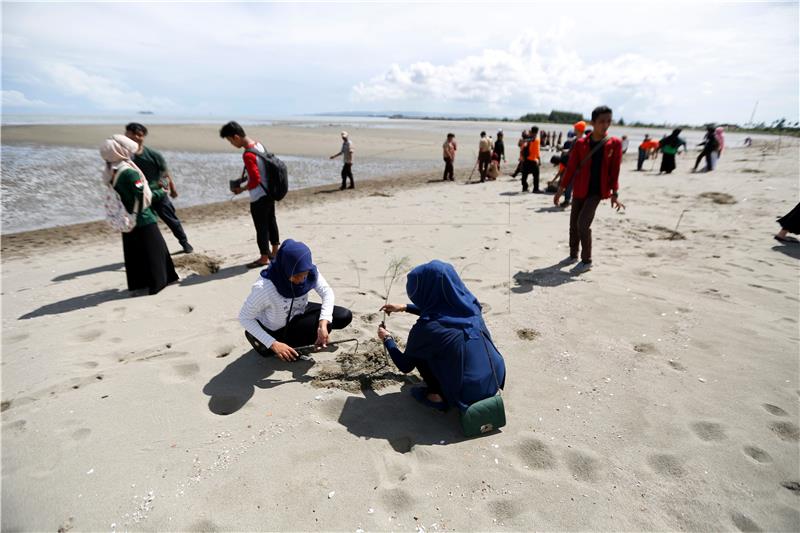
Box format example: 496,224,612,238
377,260,506,412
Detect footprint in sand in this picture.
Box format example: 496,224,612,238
667,360,687,372
186,519,219,532
75,329,103,342
768,421,800,442
486,498,527,523
743,445,773,464
780,481,800,494
565,450,602,482
360,312,378,325
762,403,789,417
516,437,557,470
690,421,727,442
634,343,657,354
214,345,235,359
380,487,415,512
160,362,200,384
6,333,29,344
731,512,763,533
648,453,686,478
71,428,91,441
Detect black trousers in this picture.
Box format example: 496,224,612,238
694,149,713,171
521,160,540,191
341,163,354,188
442,157,454,181
245,302,353,354
249,196,280,255
151,195,189,246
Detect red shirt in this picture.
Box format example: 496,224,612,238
560,136,622,200
242,142,263,190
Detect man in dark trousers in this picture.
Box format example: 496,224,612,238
330,131,355,189
125,123,194,254
553,106,624,273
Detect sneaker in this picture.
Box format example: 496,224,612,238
571,261,593,274
182,242,194,254
559,201,570,208
348,184,355,189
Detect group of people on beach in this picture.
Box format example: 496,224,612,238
98,106,795,430
635,125,726,174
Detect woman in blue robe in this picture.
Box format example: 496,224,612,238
378,260,505,411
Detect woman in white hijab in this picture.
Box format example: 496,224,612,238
100,134,178,295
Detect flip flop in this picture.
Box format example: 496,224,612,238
774,235,799,244
410,387,448,412
246,259,269,269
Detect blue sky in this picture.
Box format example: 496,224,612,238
2,1,798,124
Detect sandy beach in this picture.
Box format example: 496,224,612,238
2,125,799,531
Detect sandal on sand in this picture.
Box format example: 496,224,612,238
246,259,269,269
774,235,799,244
411,387,448,412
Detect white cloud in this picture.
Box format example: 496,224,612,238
43,63,176,111
1,90,47,108
352,32,678,116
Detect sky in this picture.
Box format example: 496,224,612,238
2,1,798,125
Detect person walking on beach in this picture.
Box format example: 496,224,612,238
658,129,687,174
510,130,527,177
100,134,178,295
637,134,658,171
220,121,280,269
330,131,355,189
494,130,506,164
442,133,457,181
125,123,194,254
239,239,353,361
378,260,505,412
477,131,493,182
553,105,625,273
774,202,800,244
711,126,725,170
692,126,719,172
520,127,541,193
621,135,629,154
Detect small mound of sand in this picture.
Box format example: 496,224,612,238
517,328,540,341
698,192,737,205
172,253,221,276
311,339,411,393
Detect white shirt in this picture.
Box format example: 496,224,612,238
238,272,334,348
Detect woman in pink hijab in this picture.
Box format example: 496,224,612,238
711,127,725,170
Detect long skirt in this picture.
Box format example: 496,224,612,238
121,223,179,295
778,202,800,234
660,153,677,173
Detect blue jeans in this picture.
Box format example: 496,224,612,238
151,195,189,246
637,147,647,171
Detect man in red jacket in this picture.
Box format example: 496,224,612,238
553,106,625,272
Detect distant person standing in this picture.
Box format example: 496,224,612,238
220,120,281,269
561,121,586,206
442,133,456,181
711,126,725,170
621,135,629,154
637,134,652,171
553,105,624,273
658,129,687,174
330,131,355,189
494,130,506,163
520,126,541,193
125,123,194,254
477,131,493,182
692,126,719,172
556,131,563,149
511,130,527,177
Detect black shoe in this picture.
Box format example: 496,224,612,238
181,242,194,254
339,186,346,190
532,189,541,193
348,184,355,189
521,188,528,193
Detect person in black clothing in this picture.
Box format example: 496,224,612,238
494,130,505,164
775,202,800,243
692,126,719,172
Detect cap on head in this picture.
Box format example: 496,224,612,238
341,131,348,138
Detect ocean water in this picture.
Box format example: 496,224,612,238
0,145,438,234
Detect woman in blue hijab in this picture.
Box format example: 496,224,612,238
239,239,352,361
378,260,505,411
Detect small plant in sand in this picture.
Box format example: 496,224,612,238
381,256,411,325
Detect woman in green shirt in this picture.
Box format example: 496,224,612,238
100,135,178,294
658,129,687,175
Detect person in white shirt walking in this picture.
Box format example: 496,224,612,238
330,131,355,190
239,240,353,361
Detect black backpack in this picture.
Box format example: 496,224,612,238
244,148,289,201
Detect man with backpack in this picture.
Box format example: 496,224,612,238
220,121,281,268
553,106,624,273
330,131,355,190
125,123,194,254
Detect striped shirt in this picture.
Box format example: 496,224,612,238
238,273,334,348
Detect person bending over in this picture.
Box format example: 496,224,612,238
377,260,506,412
239,240,353,361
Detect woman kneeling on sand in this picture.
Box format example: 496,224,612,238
100,134,178,295
239,239,353,361
378,260,506,411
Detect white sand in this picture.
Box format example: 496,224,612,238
2,142,799,531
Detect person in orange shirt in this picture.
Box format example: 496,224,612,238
637,134,657,171
520,126,541,192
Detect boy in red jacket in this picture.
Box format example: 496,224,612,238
553,106,625,272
